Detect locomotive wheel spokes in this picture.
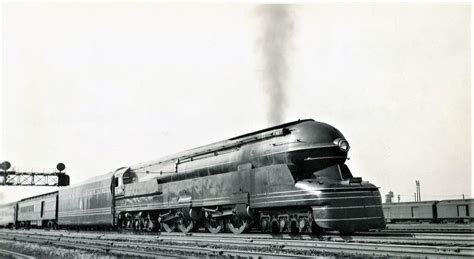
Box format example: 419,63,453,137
135,215,143,230
226,216,248,234
121,218,128,229
205,218,224,234
279,218,286,233
162,221,176,233
298,218,307,233
260,219,270,233
178,219,195,234
144,213,155,231
125,213,134,229
136,212,149,231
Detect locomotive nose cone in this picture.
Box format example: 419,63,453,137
293,120,346,144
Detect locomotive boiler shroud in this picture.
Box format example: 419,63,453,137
113,119,385,233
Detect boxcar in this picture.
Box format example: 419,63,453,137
0,202,17,228
17,191,58,228
436,199,474,223
58,172,113,227
383,201,437,223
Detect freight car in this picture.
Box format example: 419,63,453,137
2,119,386,235
436,199,473,223
383,201,437,223
383,199,473,223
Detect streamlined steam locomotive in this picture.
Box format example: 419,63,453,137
1,119,385,234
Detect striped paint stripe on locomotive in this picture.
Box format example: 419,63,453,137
315,216,384,222
59,208,111,217
115,189,382,211
251,196,382,206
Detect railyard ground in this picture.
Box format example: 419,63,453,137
0,239,130,259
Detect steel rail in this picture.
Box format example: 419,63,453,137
0,247,35,259
0,232,312,258
149,233,474,247
0,230,473,257
0,234,176,258
1,229,472,248
3,229,474,245
386,223,474,233
19,229,470,246
155,231,474,245
141,234,474,257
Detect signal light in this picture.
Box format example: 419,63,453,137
56,163,66,172
1,161,11,171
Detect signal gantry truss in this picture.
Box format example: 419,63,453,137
0,161,70,187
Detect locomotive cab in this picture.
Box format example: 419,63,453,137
113,167,138,197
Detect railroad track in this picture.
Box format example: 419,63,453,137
386,223,474,233
153,231,474,246
0,247,35,259
0,229,473,258
0,231,310,258
5,229,472,246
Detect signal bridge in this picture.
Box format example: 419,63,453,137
0,161,70,187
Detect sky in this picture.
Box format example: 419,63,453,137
1,2,471,203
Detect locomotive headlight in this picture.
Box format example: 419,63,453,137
334,138,350,152
339,140,349,152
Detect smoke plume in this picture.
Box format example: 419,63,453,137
257,5,294,125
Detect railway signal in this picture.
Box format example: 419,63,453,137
0,161,70,186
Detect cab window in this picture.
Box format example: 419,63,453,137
123,170,137,184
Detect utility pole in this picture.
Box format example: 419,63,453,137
417,180,421,201
415,180,421,202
